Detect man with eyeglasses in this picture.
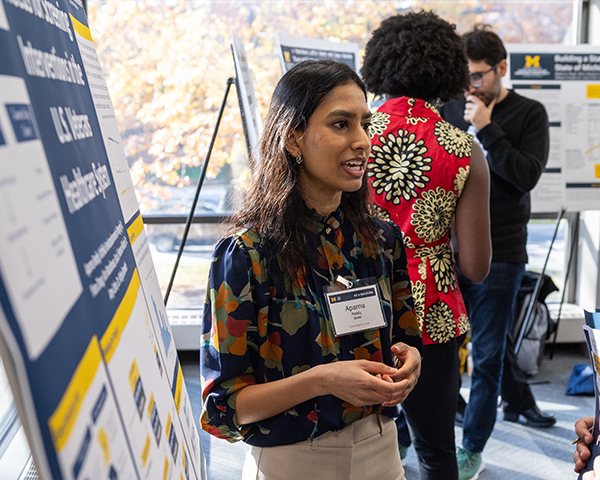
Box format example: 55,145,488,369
440,25,553,480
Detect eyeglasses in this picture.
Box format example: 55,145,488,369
469,63,499,87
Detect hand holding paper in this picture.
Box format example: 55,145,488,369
574,417,594,473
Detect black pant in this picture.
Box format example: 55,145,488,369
402,338,460,480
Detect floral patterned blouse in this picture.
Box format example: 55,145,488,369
368,97,472,345
200,205,421,447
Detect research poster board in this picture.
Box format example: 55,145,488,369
276,33,360,74
506,44,600,213
231,31,263,153
0,1,205,479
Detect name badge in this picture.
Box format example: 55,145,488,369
325,284,387,336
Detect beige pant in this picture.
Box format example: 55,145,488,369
242,415,405,480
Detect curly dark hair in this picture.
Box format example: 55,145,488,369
230,60,376,275
361,11,469,103
463,24,507,67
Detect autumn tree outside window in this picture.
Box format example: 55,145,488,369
87,0,574,308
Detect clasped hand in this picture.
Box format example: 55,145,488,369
323,342,421,408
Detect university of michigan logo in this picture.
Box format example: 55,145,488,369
525,55,541,68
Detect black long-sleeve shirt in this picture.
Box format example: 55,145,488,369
440,90,549,264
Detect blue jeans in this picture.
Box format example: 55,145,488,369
458,262,525,453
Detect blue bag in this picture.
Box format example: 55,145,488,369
566,363,595,396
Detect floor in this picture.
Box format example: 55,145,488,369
181,342,594,480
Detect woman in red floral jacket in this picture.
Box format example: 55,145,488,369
361,11,492,480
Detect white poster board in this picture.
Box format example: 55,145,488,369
506,44,600,213
231,31,263,153
276,33,361,74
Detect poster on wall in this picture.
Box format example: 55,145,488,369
276,33,360,74
0,1,205,479
506,44,600,213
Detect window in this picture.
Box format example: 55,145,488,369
0,359,16,451
526,217,569,303
87,0,575,309
0,359,27,476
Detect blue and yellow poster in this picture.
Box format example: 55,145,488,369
506,44,600,213
0,1,204,478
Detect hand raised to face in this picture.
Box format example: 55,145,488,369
464,95,496,132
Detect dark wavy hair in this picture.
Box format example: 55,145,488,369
463,24,507,67
361,11,469,103
230,60,376,274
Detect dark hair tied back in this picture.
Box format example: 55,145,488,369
361,10,469,103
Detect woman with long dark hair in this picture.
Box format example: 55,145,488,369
200,60,422,480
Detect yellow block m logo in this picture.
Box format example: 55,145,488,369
525,55,540,67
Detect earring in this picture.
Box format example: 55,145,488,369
296,154,303,165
